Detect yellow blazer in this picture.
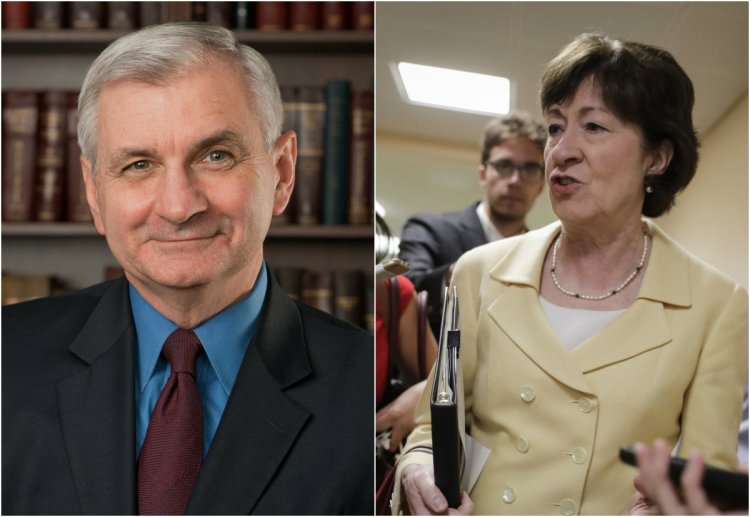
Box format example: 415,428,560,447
394,220,747,515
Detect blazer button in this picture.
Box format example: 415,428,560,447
577,398,593,413
502,486,516,503
568,447,587,464
515,437,530,453
560,498,577,515
520,385,536,402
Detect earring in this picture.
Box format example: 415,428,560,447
645,185,653,194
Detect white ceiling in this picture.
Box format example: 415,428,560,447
376,1,748,148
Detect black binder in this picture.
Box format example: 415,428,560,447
430,286,465,508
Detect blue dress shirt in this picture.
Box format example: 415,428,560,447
131,262,268,459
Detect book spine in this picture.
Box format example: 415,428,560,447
65,91,92,222
334,270,363,326
35,90,67,222
3,2,32,29
2,91,39,222
321,2,347,30
234,1,253,29
70,2,103,29
347,89,373,225
160,2,192,23
294,86,326,225
321,80,351,225
302,271,334,314
1,273,52,306
192,2,208,22
33,2,65,29
206,2,232,27
139,3,161,27
350,2,373,30
256,2,287,30
107,2,138,29
290,2,319,31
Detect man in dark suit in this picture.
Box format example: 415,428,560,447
2,23,372,515
398,113,546,336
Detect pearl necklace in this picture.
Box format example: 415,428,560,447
550,229,649,301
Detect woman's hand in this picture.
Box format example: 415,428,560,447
401,464,474,515
376,381,426,452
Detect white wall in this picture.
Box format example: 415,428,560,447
377,94,748,289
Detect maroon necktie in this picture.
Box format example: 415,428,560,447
138,329,203,515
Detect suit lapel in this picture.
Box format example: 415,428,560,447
56,278,137,515
187,276,312,515
458,203,488,250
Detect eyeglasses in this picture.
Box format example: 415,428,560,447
485,159,544,182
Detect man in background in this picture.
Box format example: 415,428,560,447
398,113,546,336
2,23,372,515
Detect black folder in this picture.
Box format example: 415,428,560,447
430,286,465,508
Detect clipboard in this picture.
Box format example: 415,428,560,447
430,286,465,508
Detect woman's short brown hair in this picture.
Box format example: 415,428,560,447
540,33,699,217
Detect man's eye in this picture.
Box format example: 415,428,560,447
125,160,150,171
205,150,230,162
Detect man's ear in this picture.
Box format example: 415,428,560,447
272,130,296,216
647,139,674,176
478,163,489,189
81,155,106,235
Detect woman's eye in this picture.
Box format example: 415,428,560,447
585,122,606,132
547,124,563,135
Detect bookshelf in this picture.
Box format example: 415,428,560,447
2,4,374,327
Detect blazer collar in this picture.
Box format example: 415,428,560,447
187,274,313,515
484,219,690,391
56,277,138,514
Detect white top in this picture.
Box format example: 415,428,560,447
476,202,504,242
539,296,626,351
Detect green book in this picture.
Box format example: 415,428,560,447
321,80,351,225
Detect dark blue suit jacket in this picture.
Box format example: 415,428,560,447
2,275,373,515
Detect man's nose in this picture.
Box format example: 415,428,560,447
153,164,208,224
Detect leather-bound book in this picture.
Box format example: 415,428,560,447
207,2,232,27
160,2,191,23
107,2,138,28
139,3,160,27
347,89,373,225
3,2,32,29
274,267,303,301
32,2,64,29
321,2,347,30
271,85,298,226
290,2,319,31
234,1,253,29
350,1,373,30
65,91,92,222
70,2,103,29
334,270,363,326
191,2,207,22
256,2,287,30
321,80,351,225
301,271,333,314
294,86,326,225
35,91,67,222
2,91,39,222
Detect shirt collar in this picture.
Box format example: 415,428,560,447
131,262,268,394
476,201,504,242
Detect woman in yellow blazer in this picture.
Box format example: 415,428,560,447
393,33,747,515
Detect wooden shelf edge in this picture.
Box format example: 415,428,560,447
2,222,373,239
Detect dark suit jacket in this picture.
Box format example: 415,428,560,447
2,275,373,515
398,202,487,336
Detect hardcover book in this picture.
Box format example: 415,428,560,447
321,2,347,30
107,2,138,29
256,2,288,30
347,89,373,225
32,2,64,29
321,80,351,225
294,86,326,225
70,2,103,29
35,90,67,222
290,2,319,31
301,271,334,314
65,91,92,222
351,2,373,30
3,2,32,29
2,91,39,222
334,270,363,326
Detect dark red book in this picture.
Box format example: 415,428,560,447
65,91,92,222
191,2,207,22
256,2,287,30
35,91,67,222
293,86,326,225
160,2,191,23
139,3,160,27
347,89,373,225
70,2,103,29
207,2,232,27
350,2,373,30
290,2,319,31
107,2,138,28
3,2,32,29
2,91,39,222
321,2,348,30
302,271,333,314
32,2,64,29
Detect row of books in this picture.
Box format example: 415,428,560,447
2,2,374,31
1,84,373,226
280,82,373,226
275,267,373,331
2,267,374,332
